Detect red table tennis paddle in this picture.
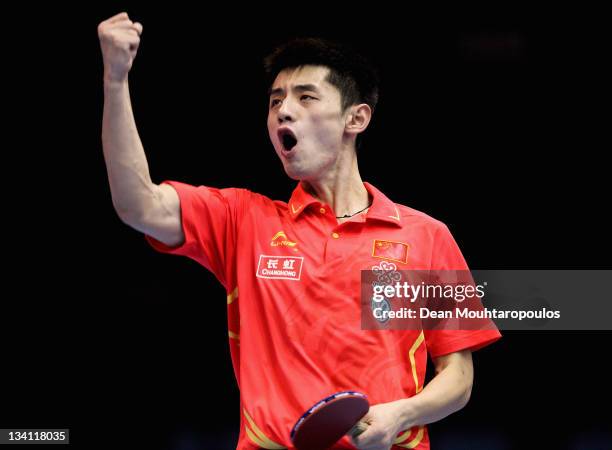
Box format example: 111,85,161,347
290,391,370,450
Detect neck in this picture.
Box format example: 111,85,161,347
301,147,370,220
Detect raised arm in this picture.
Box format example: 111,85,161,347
98,12,183,247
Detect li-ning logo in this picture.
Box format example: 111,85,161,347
257,255,304,280
270,231,297,248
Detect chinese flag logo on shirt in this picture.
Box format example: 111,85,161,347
372,239,409,264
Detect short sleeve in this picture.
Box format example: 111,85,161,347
145,180,250,289
424,223,502,358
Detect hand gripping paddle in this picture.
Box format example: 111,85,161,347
290,391,370,450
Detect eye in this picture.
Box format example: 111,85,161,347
270,98,282,108
301,95,316,101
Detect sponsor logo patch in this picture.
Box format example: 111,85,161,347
257,255,304,280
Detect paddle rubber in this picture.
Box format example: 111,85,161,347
291,391,369,450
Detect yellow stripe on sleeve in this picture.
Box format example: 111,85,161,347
227,286,239,305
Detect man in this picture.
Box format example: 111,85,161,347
98,12,500,450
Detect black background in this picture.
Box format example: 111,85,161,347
2,3,611,449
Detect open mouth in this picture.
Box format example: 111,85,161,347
278,129,298,152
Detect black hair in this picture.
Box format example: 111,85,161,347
263,37,380,113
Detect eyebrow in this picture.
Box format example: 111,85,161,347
269,84,321,97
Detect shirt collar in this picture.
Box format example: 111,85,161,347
288,181,402,227
287,182,319,219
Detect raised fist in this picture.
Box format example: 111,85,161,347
98,12,143,83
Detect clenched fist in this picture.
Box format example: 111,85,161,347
98,12,143,83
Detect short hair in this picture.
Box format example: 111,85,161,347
263,37,380,113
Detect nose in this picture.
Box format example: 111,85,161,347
277,99,295,124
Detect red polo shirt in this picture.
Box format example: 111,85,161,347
146,181,501,450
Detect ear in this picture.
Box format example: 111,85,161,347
344,103,372,137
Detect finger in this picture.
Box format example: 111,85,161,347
107,33,139,51
106,12,129,24
99,20,134,37
110,20,136,30
112,27,140,37
114,32,140,46
350,425,376,448
111,22,142,36
349,421,369,438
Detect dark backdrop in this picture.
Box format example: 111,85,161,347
2,3,610,450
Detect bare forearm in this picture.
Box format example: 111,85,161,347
396,356,473,429
102,79,157,219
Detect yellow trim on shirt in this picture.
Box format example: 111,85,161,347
395,331,426,447
243,408,285,449
227,286,239,305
